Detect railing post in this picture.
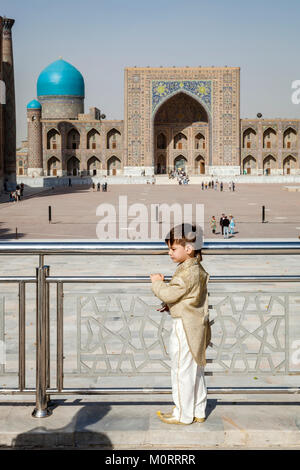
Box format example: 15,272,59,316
18,282,26,392
57,282,64,392
45,266,51,404
32,265,52,418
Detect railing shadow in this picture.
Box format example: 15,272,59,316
11,403,113,449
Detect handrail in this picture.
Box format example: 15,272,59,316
45,275,300,283
1,275,300,283
0,241,300,254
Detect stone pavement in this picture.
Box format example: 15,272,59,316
0,394,299,449
1,183,300,239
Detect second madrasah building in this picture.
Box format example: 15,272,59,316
21,58,300,178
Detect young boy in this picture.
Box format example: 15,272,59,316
150,223,211,425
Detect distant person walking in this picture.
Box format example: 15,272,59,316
210,216,217,234
229,215,235,236
220,182,223,192
16,187,21,201
214,181,218,191
223,215,230,239
97,182,100,191
219,213,226,235
232,182,235,192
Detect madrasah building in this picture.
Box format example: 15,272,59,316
16,58,300,180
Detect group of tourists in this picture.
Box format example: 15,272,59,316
168,169,189,185
8,183,24,203
210,213,236,238
92,180,108,192
201,180,235,191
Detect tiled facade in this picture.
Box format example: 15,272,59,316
241,119,300,175
20,64,300,177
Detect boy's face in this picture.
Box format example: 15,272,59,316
167,242,193,263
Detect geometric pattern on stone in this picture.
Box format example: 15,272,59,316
76,295,172,376
152,80,212,114
208,292,288,374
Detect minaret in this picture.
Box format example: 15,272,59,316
0,16,4,191
27,100,43,176
2,17,16,181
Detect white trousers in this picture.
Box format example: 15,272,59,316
169,318,207,424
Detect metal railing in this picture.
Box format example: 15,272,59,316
0,241,300,417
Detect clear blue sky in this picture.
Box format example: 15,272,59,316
2,0,300,146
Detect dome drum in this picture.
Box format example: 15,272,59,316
38,95,84,119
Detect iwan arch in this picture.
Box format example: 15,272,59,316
19,62,300,177
124,66,240,176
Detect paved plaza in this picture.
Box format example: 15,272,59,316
0,182,300,240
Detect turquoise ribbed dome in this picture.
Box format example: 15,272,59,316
27,99,42,109
37,59,85,97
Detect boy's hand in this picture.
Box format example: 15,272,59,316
150,273,164,283
157,303,170,312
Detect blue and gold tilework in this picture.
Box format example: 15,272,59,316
152,80,211,114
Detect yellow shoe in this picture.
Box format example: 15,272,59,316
156,411,191,425
193,417,206,423
156,406,175,419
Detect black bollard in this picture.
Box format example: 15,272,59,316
262,205,265,223
16,228,18,240
48,206,52,224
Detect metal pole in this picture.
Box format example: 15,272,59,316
45,266,50,404
56,282,64,392
262,205,265,223
48,206,51,224
32,265,52,418
18,282,25,392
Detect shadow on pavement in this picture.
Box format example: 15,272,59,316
0,222,26,240
11,403,113,449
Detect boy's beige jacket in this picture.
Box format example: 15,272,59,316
151,257,211,366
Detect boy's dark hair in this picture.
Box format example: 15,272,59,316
164,223,203,261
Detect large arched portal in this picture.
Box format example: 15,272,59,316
154,92,209,175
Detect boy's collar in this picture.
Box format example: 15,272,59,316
176,257,199,271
